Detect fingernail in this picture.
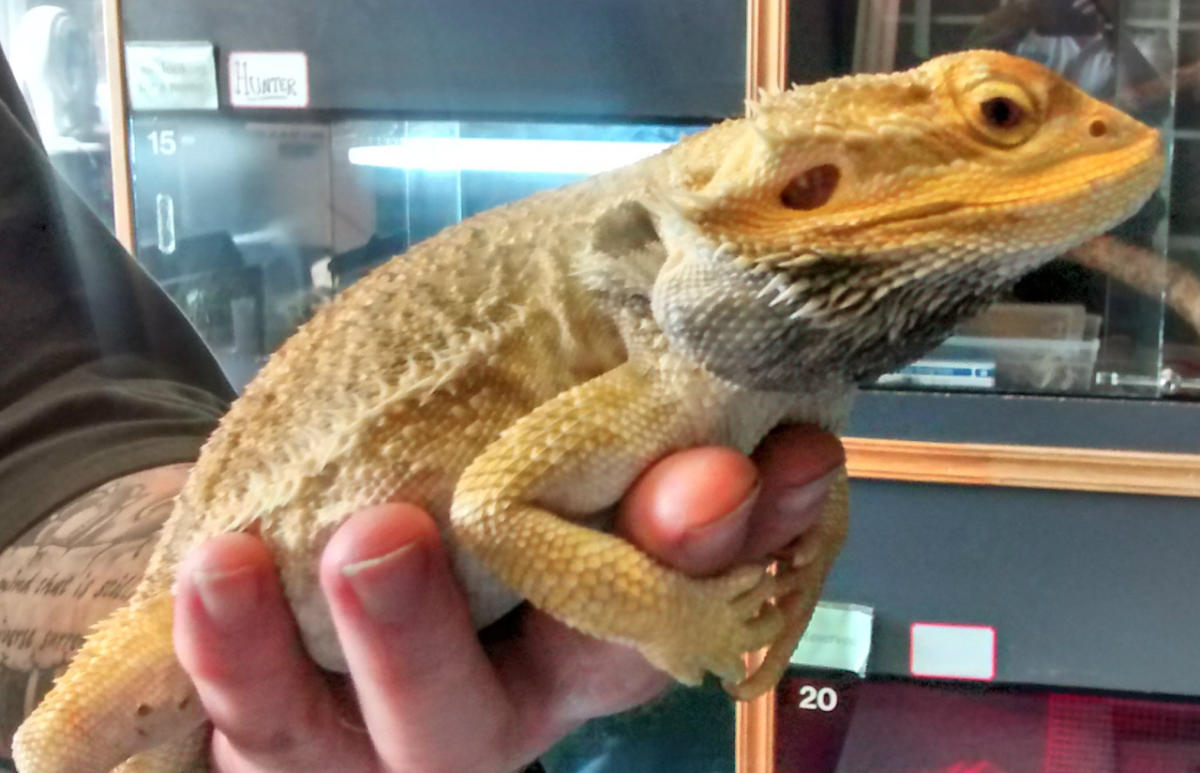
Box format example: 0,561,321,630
341,542,426,623
690,481,760,537
193,565,262,629
676,482,759,569
774,470,837,525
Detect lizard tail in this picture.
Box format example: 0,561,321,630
12,592,205,773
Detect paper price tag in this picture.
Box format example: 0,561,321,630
125,42,218,111
790,601,874,676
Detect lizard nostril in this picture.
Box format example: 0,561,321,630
1090,119,1108,137
781,164,840,210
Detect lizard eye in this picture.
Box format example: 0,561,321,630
960,80,1039,147
981,96,1023,129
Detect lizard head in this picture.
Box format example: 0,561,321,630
648,49,1164,392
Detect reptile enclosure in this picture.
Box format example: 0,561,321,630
9,0,1196,769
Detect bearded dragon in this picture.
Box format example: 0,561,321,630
13,50,1164,772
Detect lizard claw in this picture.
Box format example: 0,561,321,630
639,561,784,687
777,527,823,568
641,536,836,691
725,590,814,700
725,476,850,700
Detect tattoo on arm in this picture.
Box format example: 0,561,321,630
0,464,190,756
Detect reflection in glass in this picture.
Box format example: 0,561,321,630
859,0,1200,399
155,192,175,254
128,118,699,390
2,0,114,230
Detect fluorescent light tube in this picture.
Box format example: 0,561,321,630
347,137,672,175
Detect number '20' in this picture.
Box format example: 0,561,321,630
797,685,838,712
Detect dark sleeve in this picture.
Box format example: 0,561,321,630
0,50,236,548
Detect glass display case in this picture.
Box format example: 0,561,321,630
120,0,1199,403
102,1,1200,772
774,668,1200,772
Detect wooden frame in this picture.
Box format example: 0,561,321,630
746,0,789,100
843,438,1200,498
739,2,789,770
101,0,136,252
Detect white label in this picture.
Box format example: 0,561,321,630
910,622,996,681
790,601,874,676
875,358,996,389
125,42,218,111
228,51,309,108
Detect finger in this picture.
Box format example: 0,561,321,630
496,427,845,746
494,432,842,742
743,424,845,559
616,446,760,574
319,504,522,772
173,533,376,772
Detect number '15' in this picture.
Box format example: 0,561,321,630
148,130,177,155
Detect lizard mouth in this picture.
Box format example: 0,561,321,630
815,200,966,233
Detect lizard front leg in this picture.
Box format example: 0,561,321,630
450,361,801,692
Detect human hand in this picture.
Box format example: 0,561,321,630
171,424,845,773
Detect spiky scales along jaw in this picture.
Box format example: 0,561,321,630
651,50,1164,391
